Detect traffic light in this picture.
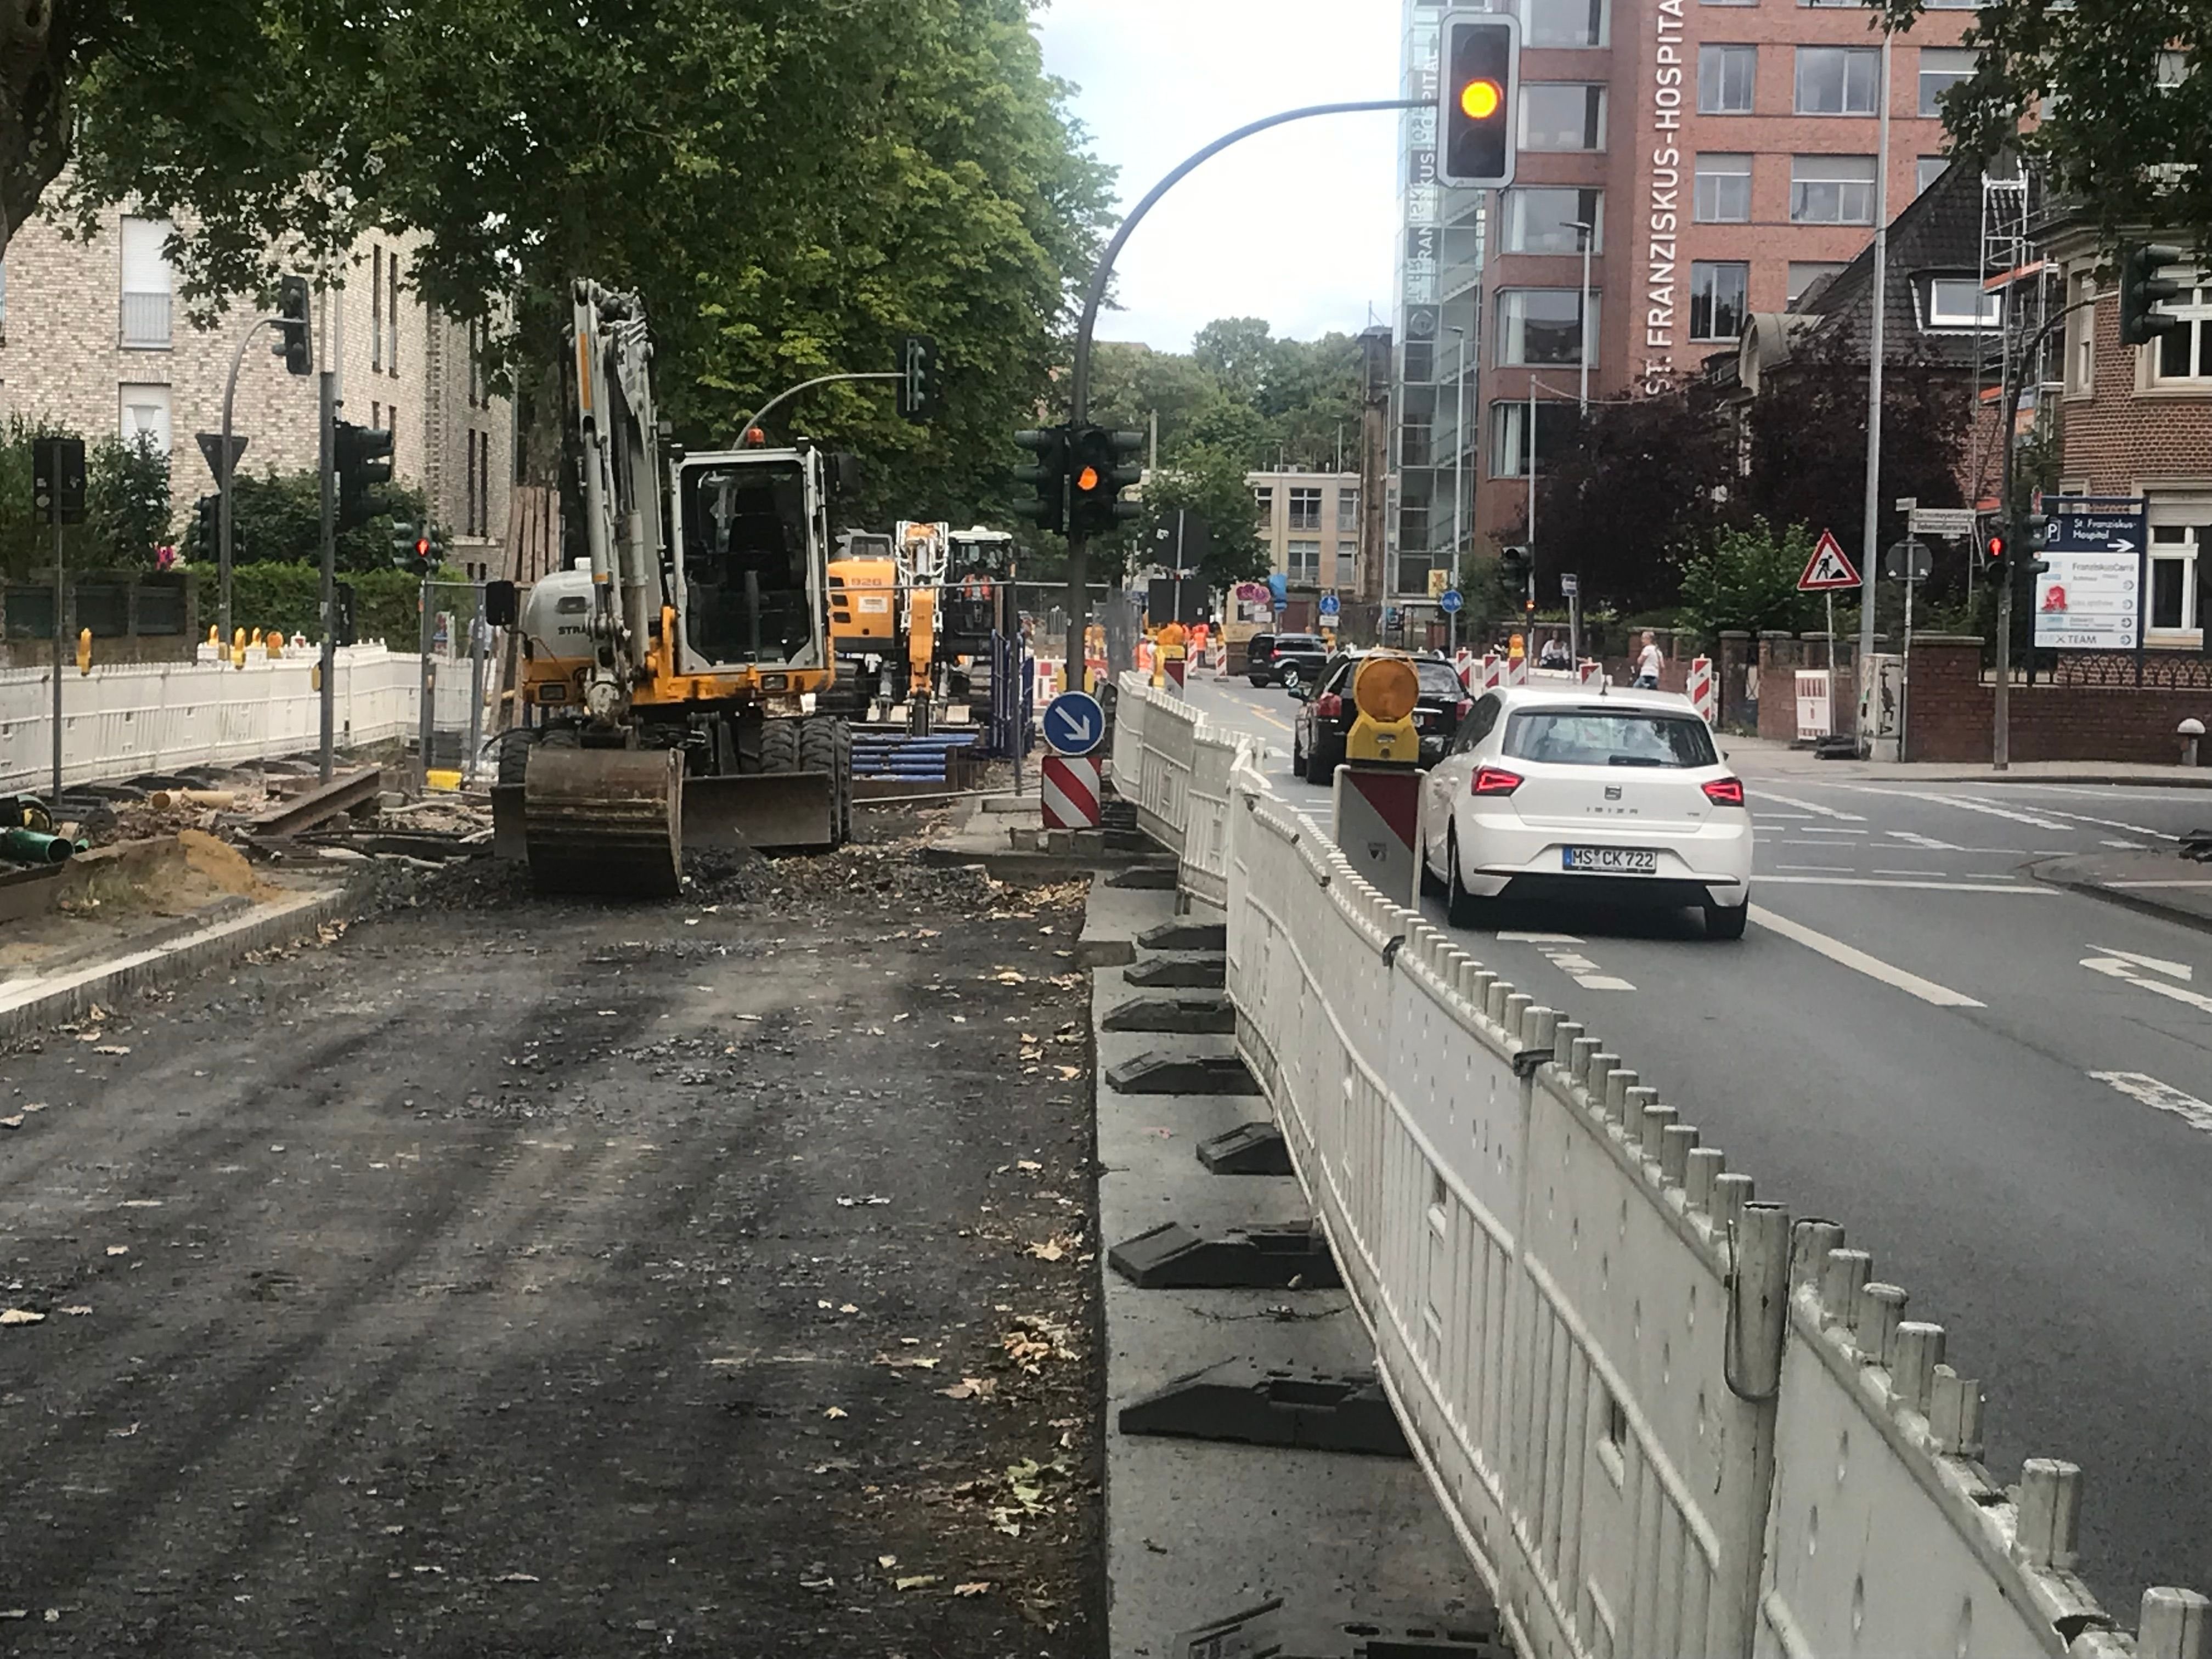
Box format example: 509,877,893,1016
31,435,86,526
334,420,395,528
898,334,939,423
2017,510,2051,577
1978,512,2007,567
2119,244,2186,347
1499,544,1531,583
1012,425,1069,535
1438,11,1520,188
1069,425,1143,537
274,275,312,376
194,494,220,558
333,580,357,647
390,520,422,569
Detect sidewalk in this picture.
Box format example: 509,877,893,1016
1723,732,2212,788
2032,848,2212,934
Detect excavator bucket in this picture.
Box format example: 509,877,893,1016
681,772,839,852
520,746,683,898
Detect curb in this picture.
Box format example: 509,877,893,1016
2027,860,2212,935
0,884,354,1040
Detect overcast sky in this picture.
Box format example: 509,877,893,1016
1035,0,1401,354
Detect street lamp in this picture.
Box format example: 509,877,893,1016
1571,218,1595,413
1448,323,1466,651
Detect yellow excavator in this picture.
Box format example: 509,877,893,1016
492,281,854,896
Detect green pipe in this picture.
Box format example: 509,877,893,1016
2,827,75,864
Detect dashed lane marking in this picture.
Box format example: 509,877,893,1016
2090,1072,2212,1138
1750,789,1866,822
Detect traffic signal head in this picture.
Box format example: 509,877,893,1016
1499,543,1531,581
1439,11,1520,188
334,420,396,528
2119,244,2186,347
274,275,312,376
1069,426,1143,538
2022,511,2050,553
1977,510,2007,567
898,334,939,423
390,521,419,568
194,494,220,556
1012,426,1069,536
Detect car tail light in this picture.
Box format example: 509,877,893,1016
1471,765,1523,797
1702,776,1746,807
1455,699,1472,719
1315,693,1342,718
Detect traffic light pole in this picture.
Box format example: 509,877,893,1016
737,372,902,441
219,317,279,650
1063,97,1421,681
318,367,337,781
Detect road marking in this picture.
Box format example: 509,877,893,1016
1756,875,2049,892
1887,829,1963,850
2090,1071,2212,1137
2090,945,2192,980
1505,934,1636,991
1873,868,1939,877
1752,789,1866,822
1776,864,1857,873
2080,953,2212,1014
1749,907,1984,1007
1960,872,2017,881
2111,878,2212,889
1854,789,2072,831
1962,799,2176,840
2100,838,2148,850
1797,826,1868,836
1497,931,1585,944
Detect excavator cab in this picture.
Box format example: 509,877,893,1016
676,456,820,668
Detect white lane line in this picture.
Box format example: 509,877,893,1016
2100,839,2148,850
2111,878,2212,889
2090,945,2192,980
1749,906,1984,1007
1751,788,1866,822
1497,931,1585,944
1957,798,2177,840
1796,826,1869,836
1886,829,1963,850
1776,864,1857,873
1756,875,2051,893
1853,788,2072,831
2080,954,2212,1014
1503,934,1637,991
1873,868,1937,876
2090,1071,2212,1137
1960,872,2017,881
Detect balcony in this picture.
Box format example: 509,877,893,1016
120,290,172,348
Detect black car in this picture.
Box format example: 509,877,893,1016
1291,652,1471,777
1248,631,1329,689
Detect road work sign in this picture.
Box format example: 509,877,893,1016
1040,754,1102,829
1798,530,1861,591
1041,690,1105,757
1333,765,1423,909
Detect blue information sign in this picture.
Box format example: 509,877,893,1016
1438,588,1464,614
1318,594,1341,618
1041,690,1105,757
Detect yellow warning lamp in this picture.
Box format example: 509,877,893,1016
76,627,92,675
207,624,220,646
1459,77,1503,121
1346,653,1420,765
266,631,283,660
1075,464,1101,492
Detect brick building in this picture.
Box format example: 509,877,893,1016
0,203,515,574
2042,208,2212,647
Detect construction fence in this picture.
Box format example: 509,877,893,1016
1113,672,2208,1659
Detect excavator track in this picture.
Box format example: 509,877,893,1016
521,746,684,898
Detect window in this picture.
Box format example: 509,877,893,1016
2150,524,2203,634
1699,45,1757,114
1789,262,1845,305
1505,188,1602,254
1286,539,1322,582
118,383,172,454
1496,290,1588,367
1523,0,1607,47
1336,488,1359,533
2064,270,2096,396
1289,487,1323,530
371,246,384,372
1505,708,1719,767
1925,276,2001,329
1791,155,1877,224
119,215,173,348
1689,262,1751,341
1918,49,1976,117
1521,84,1606,150
1795,47,1880,115
1923,0,1977,8
1694,154,1752,223
2154,280,2212,382
2158,50,2191,88
1254,484,1274,523
1917,156,1950,196
1490,400,1578,477
387,254,400,377
1335,546,1356,588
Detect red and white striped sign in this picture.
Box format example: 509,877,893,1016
1577,658,1602,686
1165,656,1187,692
1688,655,1716,723
1480,653,1502,692
1504,653,1530,689
1040,754,1102,829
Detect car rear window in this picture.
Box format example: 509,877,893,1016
1276,635,1325,651
1503,708,1718,768
1415,661,1464,697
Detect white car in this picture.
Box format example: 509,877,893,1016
1420,685,1752,939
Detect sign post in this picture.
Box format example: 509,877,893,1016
1797,528,1862,738
1560,571,1581,659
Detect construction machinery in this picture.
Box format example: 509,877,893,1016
939,526,1017,713
495,281,855,897
822,521,1018,727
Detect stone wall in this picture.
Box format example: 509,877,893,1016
1906,635,2212,763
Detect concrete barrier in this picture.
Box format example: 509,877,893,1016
1113,674,2209,1659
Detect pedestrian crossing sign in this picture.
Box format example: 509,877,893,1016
1797,529,1862,592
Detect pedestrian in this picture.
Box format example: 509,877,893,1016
1539,635,1569,670
1633,630,1664,689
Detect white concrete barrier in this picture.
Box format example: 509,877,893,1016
0,646,420,792
1115,674,2207,1659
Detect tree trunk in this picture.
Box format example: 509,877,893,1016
0,0,72,256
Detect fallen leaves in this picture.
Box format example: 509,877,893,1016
873,1351,941,1372
954,1580,991,1598
823,1406,848,1420
1000,1313,1077,1373
936,1376,996,1402
1024,1235,1080,1263
0,1309,44,1327
493,1572,540,1584
894,1574,939,1592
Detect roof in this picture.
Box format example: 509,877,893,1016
1783,157,1990,369
1491,684,1699,714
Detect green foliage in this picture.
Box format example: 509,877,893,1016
1087,323,1363,477
1135,443,1269,592
1678,520,1825,640
87,432,173,568
179,468,430,575
229,562,440,646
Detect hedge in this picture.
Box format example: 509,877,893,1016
228,562,471,649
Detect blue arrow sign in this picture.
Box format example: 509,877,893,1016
1042,690,1105,757
1438,588,1464,614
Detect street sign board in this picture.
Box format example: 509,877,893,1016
1797,529,1861,591
1427,567,1451,598
1041,690,1105,757
1559,572,1579,596
197,431,248,482
1318,594,1341,618
2036,496,2147,651
1438,588,1464,614
1882,539,1933,582
1908,506,1977,538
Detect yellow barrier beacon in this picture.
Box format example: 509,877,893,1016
1345,653,1420,765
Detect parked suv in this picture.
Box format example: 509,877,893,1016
1249,632,1329,689
1242,633,1276,680
1293,651,1471,778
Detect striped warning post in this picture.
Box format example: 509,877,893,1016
1688,655,1716,723
1504,653,1530,689
1481,653,1503,692
1041,754,1102,829
1577,658,1602,686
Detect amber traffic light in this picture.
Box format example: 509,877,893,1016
1439,11,1520,188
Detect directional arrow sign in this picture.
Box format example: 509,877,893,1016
1041,689,1104,757
1797,529,1861,592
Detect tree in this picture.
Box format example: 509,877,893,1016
1135,443,1267,592
87,433,172,568
1881,0,2212,257
182,468,428,575
1678,519,1826,640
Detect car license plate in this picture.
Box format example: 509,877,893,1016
1564,846,1658,874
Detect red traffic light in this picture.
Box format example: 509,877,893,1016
1459,78,1503,120
415,537,430,559
1075,464,1101,492
1984,533,2006,563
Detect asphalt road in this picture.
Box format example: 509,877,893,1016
1184,670,2212,1616
0,825,1101,1657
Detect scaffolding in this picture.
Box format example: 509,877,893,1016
1972,154,2057,510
